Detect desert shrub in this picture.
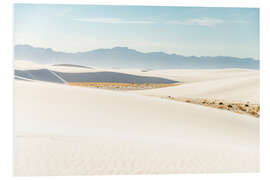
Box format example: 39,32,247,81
228,104,233,108
256,105,260,112
217,105,224,109
237,105,246,112
248,109,259,117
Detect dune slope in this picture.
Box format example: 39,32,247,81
134,71,259,104
14,80,259,175
14,60,179,84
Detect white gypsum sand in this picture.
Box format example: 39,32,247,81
14,79,259,175
132,73,259,104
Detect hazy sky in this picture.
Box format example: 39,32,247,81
14,4,260,59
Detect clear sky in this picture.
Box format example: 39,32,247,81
14,4,260,59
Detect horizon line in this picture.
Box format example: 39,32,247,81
15,44,259,61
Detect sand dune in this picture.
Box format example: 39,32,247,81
14,80,259,175
14,76,31,81
55,71,178,84
134,73,259,104
107,68,259,84
15,69,65,83
14,60,259,175
15,61,179,84
53,64,94,69
14,60,259,105
15,69,178,84
15,60,98,73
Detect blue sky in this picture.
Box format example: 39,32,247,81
14,4,260,59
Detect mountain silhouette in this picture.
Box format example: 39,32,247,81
15,45,259,69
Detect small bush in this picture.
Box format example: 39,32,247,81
217,105,224,109
237,105,246,112
256,105,260,112
248,109,259,117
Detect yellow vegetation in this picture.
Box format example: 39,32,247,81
163,96,260,118
68,82,178,90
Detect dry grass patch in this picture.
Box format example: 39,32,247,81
68,82,178,90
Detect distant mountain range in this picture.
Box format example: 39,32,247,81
14,45,259,69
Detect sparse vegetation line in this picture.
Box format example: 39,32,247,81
159,96,260,118
68,82,178,90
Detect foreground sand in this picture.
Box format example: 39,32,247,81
14,80,259,175
14,60,260,175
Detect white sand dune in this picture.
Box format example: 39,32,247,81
52,64,94,69
14,80,259,176
14,60,260,175
134,73,259,104
15,60,98,73
107,68,258,84
15,60,179,84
